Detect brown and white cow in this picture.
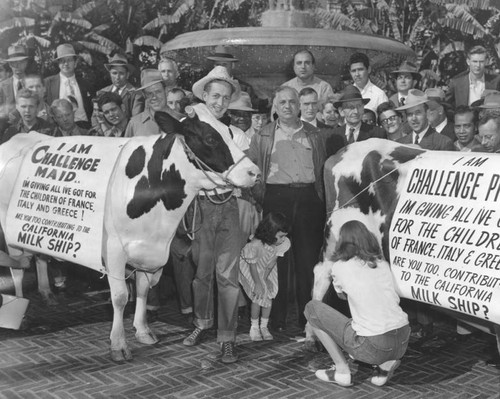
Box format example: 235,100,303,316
308,138,500,355
0,109,260,361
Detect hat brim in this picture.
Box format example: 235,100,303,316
54,55,79,62
206,56,239,63
334,98,370,108
105,63,133,73
136,79,164,92
427,99,453,110
478,104,500,109
192,75,241,102
395,98,429,111
7,56,28,62
229,105,256,112
390,71,421,80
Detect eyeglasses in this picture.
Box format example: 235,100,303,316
380,115,399,125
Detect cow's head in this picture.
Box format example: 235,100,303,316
155,109,260,188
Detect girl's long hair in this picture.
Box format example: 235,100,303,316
254,212,289,245
331,220,382,268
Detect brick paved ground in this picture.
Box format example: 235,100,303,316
0,269,499,399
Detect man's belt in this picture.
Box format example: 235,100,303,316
198,190,234,201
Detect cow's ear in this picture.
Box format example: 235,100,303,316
155,110,183,135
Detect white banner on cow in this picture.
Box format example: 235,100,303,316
390,152,500,324
5,136,129,273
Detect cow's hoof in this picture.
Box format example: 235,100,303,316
110,348,133,362
135,330,159,345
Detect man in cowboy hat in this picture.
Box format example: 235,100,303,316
124,69,172,137
282,49,334,109
44,43,95,129
425,87,456,141
349,52,388,114
447,45,500,108
91,52,144,135
396,89,454,151
182,66,244,364
0,44,30,120
330,85,386,147
389,60,421,108
248,85,338,334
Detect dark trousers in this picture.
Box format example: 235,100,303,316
264,184,325,328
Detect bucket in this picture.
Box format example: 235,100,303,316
0,294,29,330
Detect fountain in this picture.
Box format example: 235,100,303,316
160,4,415,98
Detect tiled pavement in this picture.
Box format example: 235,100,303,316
0,270,499,398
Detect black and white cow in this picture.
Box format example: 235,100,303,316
0,110,260,361
308,138,500,355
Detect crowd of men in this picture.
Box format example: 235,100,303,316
1,40,500,365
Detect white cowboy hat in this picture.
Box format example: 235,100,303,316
192,66,241,101
395,89,430,110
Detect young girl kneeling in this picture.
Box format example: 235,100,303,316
305,220,410,387
239,212,290,341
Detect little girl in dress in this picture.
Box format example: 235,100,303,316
239,212,290,341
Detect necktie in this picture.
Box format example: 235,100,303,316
414,134,419,145
348,127,355,144
400,97,406,106
17,80,23,91
66,79,76,98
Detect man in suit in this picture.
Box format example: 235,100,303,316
91,53,144,135
396,89,455,151
0,45,30,120
298,87,330,128
389,60,421,108
248,86,342,333
446,45,500,108
425,87,456,141
331,85,386,149
44,44,94,129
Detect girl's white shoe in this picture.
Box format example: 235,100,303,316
260,326,273,340
250,326,263,341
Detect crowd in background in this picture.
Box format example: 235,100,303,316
1,39,500,383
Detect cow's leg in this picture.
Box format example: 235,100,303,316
35,257,57,306
106,242,132,362
133,269,161,345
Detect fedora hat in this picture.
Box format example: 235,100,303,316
136,69,164,91
425,87,452,110
333,85,369,108
206,45,239,63
395,89,429,110
228,92,255,112
105,53,133,73
478,92,500,109
470,90,500,108
192,66,241,101
55,44,78,60
6,45,29,62
390,60,421,81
